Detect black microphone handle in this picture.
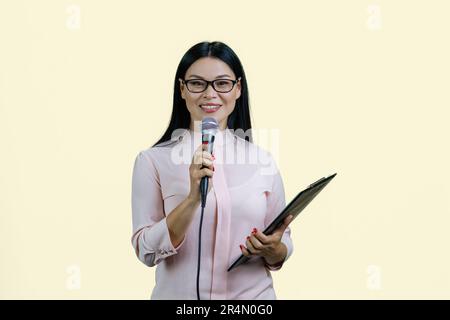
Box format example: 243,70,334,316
200,176,209,208
200,135,215,208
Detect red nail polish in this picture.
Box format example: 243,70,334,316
213,166,215,171
246,236,250,240
239,244,243,250
252,228,257,234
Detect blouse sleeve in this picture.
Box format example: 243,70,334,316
131,151,185,267
263,154,294,271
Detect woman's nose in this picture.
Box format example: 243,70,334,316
203,83,217,98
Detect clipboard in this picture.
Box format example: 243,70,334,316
227,173,337,272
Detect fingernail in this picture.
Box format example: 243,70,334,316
252,228,257,234
239,244,243,250
212,155,215,160
246,236,250,240
213,166,215,171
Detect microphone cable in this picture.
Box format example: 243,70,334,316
196,203,206,300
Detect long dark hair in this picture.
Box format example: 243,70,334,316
152,41,253,147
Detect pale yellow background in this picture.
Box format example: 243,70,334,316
1,0,449,299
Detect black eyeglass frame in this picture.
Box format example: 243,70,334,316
180,77,241,93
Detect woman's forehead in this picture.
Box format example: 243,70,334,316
185,57,235,78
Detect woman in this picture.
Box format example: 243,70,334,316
131,41,293,300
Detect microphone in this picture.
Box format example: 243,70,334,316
200,117,218,208
197,117,218,300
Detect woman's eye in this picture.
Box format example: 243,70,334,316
216,81,229,86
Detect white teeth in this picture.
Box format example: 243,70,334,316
200,105,221,110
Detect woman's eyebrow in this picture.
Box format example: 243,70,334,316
187,74,232,79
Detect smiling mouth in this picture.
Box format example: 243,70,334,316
199,105,222,112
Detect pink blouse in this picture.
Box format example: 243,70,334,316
131,128,293,300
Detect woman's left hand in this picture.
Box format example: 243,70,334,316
240,215,293,266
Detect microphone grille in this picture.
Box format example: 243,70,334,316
201,117,219,131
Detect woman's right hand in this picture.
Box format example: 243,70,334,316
187,143,215,204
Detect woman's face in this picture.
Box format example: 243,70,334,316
180,57,241,131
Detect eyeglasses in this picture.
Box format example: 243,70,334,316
181,78,240,93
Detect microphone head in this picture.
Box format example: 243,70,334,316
201,117,219,134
